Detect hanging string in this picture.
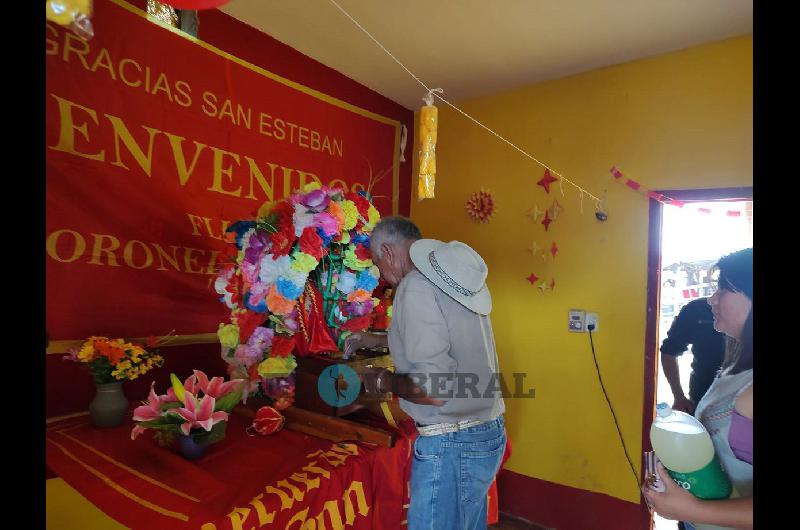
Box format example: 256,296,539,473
326,0,601,207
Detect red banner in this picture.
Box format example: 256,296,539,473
46,413,414,529
46,0,401,340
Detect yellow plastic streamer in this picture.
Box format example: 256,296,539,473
418,104,438,200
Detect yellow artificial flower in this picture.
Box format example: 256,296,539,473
257,355,298,378
344,248,372,271
341,201,359,230
77,344,95,361
217,323,240,349
339,231,351,245
365,204,380,231
291,252,319,274
303,181,322,192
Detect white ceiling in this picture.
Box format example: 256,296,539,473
220,0,753,110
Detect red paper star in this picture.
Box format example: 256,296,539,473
550,242,559,257
537,169,558,194
549,278,556,290
526,273,539,285
541,210,552,231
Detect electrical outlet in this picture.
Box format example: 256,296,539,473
585,312,599,332
568,309,585,332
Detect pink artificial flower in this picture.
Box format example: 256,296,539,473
132,382,164,422
241,260,260,285
175,392,229,435
313,212,339,237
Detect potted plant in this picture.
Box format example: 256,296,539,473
64,336,165,427
131,370,243,459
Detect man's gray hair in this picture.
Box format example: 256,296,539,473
371,216,422,258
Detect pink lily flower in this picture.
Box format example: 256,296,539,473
132,382,164,422
190,370,243,399
130,425,146,440
175,392,229,435
162,387,180,403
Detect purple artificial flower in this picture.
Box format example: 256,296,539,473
235,344,263,368
346,300,374,317
283,308,300,332
244,230,270,264
301,189,331,212
248,326,274,351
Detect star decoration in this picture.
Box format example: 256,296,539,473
541,210,552,231
526,273,540,285
526,204,543,222
549,199,564,220
527,241,541,256
549,278,556,290
537,169,558,194
550,241,559,258
537,281,550,294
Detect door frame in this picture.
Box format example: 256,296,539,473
640,186,752,529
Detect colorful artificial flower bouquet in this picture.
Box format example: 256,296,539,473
214,183,384,403
131,370,243,447
64,336,165,384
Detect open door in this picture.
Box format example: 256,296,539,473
641,187,753,530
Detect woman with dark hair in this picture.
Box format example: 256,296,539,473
645,248,753,530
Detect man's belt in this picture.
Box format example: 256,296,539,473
415,418,490,437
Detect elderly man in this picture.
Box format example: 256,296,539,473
344,216,506,530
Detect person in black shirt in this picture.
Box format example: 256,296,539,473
659,297,725,414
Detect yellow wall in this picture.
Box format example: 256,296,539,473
410,35,752,503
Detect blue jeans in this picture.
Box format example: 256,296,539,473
408,415,506,530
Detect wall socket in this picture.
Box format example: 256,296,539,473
568,309,599,332
585,312,599,332
568,309,585,332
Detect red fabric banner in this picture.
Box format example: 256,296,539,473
46,0,401,340
46,413,415,529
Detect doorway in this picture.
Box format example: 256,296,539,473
641,187,753,530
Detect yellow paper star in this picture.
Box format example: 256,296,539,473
537,281,550,294
526,204,543,222
527,241,541,256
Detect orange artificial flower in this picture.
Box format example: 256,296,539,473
346,289,371,303
266,285,296,315
94,339,126,364
327,201,346,230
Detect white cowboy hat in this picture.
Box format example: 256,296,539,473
409,239,492,315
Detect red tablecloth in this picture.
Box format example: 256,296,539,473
46,412,417,529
